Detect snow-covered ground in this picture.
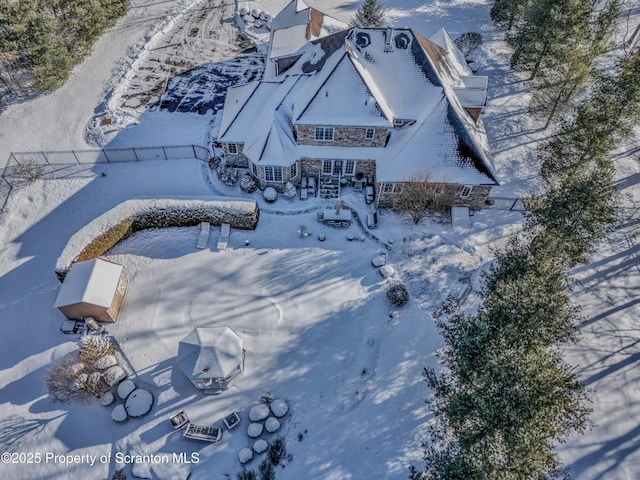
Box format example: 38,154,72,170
0,0,639,479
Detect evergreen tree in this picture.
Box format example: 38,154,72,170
490,0,529,30
351,0,386,28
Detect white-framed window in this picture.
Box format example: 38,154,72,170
315,126,334,141
264,166,283,182
460,185,473,198
345,160,355,176
228,143,238,154
290,162,297,179
393,119,404,127
365,128,375,140
322,159,332,174
383,183,393,193
251,162,257,176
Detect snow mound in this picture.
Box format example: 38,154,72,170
247,423,264,438
371,255,386,267
265,417,281,433
239,447,253,464
111,404,127,422
263,187,277,202
249,404,270,421
94,355,118,370
103,366,126,386
380,265,395,278
125,389,153,418
283,181,296,199
253,439,268,453
270,399,288,417
118,379,136,400
101,392,115,406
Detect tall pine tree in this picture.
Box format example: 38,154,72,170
351,0,386,28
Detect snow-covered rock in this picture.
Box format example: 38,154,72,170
270,399,289,418
125,389,153,417
250,404,270,421
238,447,253,464
247,422,263,438
238,5,249,16
111,404,127,422
103,366,126,386
371,255,386,267
263,187,277,202
118,379,136,400
101,392,115,406
380,265,395,278
265,417,281,433
253,439,268,453
94,355,118,370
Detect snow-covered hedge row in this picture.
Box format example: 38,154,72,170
56,197,259,280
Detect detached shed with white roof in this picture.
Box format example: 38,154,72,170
54,258,127,323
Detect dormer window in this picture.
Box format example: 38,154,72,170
315,127,334,141
393,119,404,127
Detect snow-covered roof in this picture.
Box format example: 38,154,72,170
177,327,244,380
54,259,123,308
219,26,499,184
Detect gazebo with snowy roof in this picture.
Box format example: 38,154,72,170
54,258,127,323
177,327,246,393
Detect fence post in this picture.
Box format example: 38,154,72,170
192,145,197,159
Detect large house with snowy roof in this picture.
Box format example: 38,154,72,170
218,18,499,209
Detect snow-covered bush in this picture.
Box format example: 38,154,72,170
253,439,268,453
103,366,127,387
101,392,115,406
12,161,44,183
270,399,288,418
263,187,277,202
248,423,264,438
94,354,117,370
380,265,395,278
240,173,258,193
209,156,221,169
266,437,288,466
125,389,153,417
238,5,249,16
387,284,409,307
239,448,254,464
251,8,261,18
217,163,238,186
265,417,281,433
250,404,270,421
117,379,136,400
283,181,296,199
79,335,115,362
111,404,128,422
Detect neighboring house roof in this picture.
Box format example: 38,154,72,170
54,259,122,308
177,327,244,381
219,26,499,185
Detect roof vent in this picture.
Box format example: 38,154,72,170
356,32,371,48
394,33,410,49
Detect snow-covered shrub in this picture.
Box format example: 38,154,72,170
103,366,126,387
117,379,136,400
80,335,115,359
265,417,281,433
239,447,254,464
266,437,288,466
240,173,258,193
250,404,270,421
263,187,277,202
251,8,261,18
387,284,409,307
253,439,268,453
371,255,386,267
101,392,115,406
238,5,249,16
283,181,296,199
380,265,395,278
248,423,264,438
94,354,117,370
209,156,221,170
125,389,153,417
270,399,288,418
111,404,128,422
258,459,275,480
217,163,238,186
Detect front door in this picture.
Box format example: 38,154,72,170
333,160,343,176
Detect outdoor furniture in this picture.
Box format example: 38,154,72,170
183,424,222,442
365,186,374,204
321,207,352,226
353,180,363,192
217,223,231,251
366,212,378,229
196,222,210,249
223,412,241,429
169,411,189,429
308,177,316,196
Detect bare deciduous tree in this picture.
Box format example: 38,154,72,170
391,176,450,224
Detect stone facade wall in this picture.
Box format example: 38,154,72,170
295,125,388,147
222,142,248,168
254,164,296,192
298,159,377,184
377,183,492,209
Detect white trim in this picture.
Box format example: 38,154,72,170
227,143,238,154
460,185,473,198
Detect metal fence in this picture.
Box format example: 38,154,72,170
0,144,210,213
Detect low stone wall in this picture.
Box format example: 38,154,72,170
55,197,259,281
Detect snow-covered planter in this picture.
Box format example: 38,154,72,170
111,404,128,422
125,389,153,418
248,423,264,438
387,284,409,307
94,355,117,370
117,380,136,400
240,173,258,193
283,182,296,199
101,392,115,406
380,265,395,278
263,187,277,203
265,417,281,433
260,11,272,21
102,366,126,387
217,164,238,186
242,14,253,23
253,439,268,454
270,399,288,418
250,404,270,421
371,255,386,267
239,447,254,464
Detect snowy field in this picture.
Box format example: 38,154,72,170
0,0,639,479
